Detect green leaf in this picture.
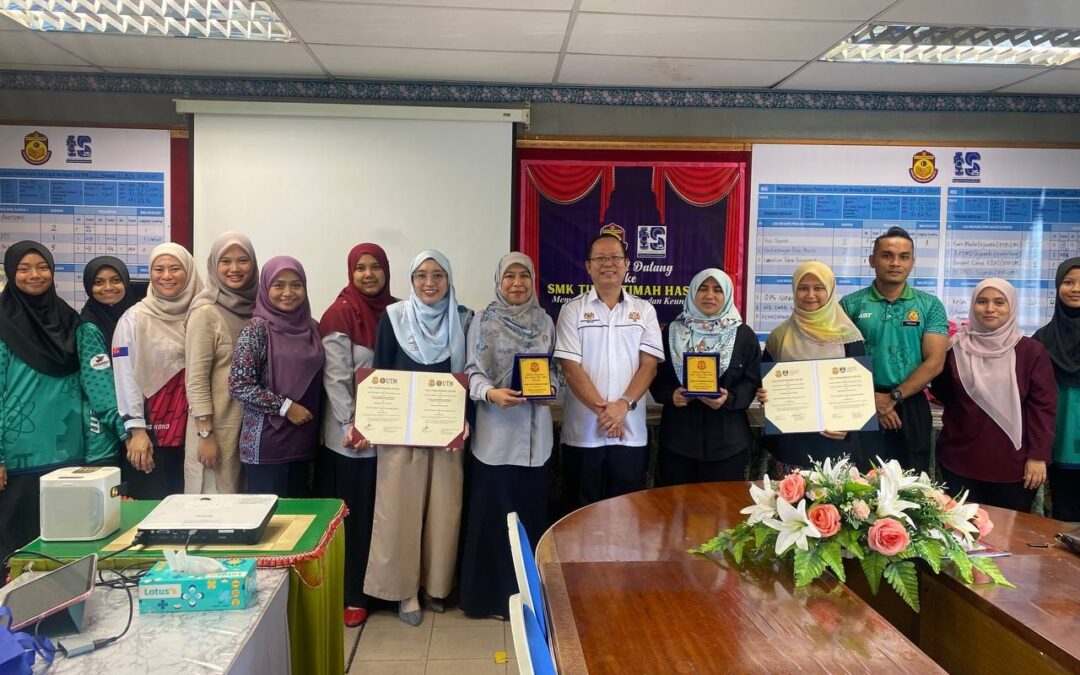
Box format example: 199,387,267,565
754,525,774,550
844,481,876,495
860,552,888,595
732,538,747,565
794,546,828,587
971,557,1016,589
883,560,920,612
914,539,943,574
819,539,846,582
944,544,974,583
837,528,864,559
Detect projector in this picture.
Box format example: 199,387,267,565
40,466,122,541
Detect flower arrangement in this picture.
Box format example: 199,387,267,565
693,456,1013,612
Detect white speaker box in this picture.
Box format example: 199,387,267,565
40,466,122,541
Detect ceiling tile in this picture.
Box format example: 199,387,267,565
568,13,861,60
275,3,569,51
881,0,1080,28
996,69,1080,94
0,32,91,66
311,45,557,82
579,0,892,21
777,61,1044,93
559,54,801,88
38,34,326,76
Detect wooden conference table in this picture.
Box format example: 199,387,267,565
537,483,1080,675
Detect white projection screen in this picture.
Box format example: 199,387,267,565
187,102,517,316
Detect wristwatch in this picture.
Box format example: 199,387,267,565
889,388,904,402
197,428,214,438
620,396,638,411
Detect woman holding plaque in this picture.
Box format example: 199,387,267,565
317,243,395,628
649,268,761,485
113,243,204,499
459,252,554,620
931,278,1056,512
364,250,473,627
228,256,323,497
758,260,865,473
1035,258,1080,521
184,232,259,494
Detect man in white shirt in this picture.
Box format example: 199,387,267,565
554,233,663,507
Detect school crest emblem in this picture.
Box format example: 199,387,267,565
600,222,625,242
628,311,641,321
21,131,51,165
907,309,919,322
908,150,937,183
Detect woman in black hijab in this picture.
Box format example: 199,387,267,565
0,241,83,562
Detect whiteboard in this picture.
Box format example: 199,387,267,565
748,144,1080,339
192,112,513,316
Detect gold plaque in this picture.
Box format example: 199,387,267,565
515,354,555,399
684,353,720,397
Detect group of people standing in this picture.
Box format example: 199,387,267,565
0,224,1077,631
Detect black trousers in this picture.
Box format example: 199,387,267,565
563,444,649,508
863,393,932,473
317,450,377,609
658,448,749,487
245,459,311,498
0,469,48,566
1050,465,1080,522
122,445,184,500
939,465,1036,513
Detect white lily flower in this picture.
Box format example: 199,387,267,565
875,457,921,491
876,471,921,524
740,475,778,525
763,498,821,555
942,490,980,546
808,456,850,486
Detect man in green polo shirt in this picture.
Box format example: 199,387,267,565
840,226,948,472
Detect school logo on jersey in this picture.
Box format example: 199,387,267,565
21,131,51,165
628,311,641,322
582,311,597,322
903,309,921,326
908,150,938,183
89,353,111,370
112,346,129,358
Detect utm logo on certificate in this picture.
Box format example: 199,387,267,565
21,131,52,165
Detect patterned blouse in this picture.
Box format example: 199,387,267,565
228,318,287,464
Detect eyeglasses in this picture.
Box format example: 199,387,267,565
412,272,447,283
587,255,627,265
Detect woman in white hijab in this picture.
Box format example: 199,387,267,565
113,243,204,499
363,250,473,626
930,278,1057,511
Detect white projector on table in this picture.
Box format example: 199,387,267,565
39,466,122,541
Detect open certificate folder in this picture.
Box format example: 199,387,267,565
353,368,468,448
760,356,878,435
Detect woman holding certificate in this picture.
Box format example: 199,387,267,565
759,261,865,473
1034,258,1080,521
459,252,554,620
228,256,324,497
364,250,473,627
931,278,1056,512
317,243,395,628
649,268,761,484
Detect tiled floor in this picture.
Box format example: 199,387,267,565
345,608,517,674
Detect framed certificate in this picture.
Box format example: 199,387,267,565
353,368,468,448
682,352,722,398
759,356,878,435
511,354,556,400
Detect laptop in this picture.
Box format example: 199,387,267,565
137,494,278,545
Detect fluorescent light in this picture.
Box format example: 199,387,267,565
822,24,1080,67
0,0,293,41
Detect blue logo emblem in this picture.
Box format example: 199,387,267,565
636,225,667,259
952,151,980,183
66,135,92,164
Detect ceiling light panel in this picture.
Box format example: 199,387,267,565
822,24,1080,67
0,0,293,41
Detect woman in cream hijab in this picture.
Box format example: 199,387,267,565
113,243,203,499
759,261,864,472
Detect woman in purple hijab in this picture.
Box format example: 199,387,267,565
228,256,325,496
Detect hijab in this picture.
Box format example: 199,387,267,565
1033,257,1080,387
474,252,553,388
80,256,137,350
950,278,1024,450
188,232,258,318
0,240,79,376
253,256,324,404
131,243,203,398
385,250,469,371
765,260,863,361
318,243,395,348
669,268,742,384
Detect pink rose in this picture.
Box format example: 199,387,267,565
808,504,841,537
867,518,910,557
851,499,871,521
866,468,880,480
778,473,806,504
973,508,994,540
931,490,957,512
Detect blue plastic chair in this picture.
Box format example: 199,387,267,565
507,511,546,638
509,593,557,675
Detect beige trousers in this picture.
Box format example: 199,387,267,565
183,418,242,494
364,445,464,601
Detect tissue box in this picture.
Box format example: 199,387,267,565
139,557,257,614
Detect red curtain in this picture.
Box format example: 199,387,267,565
520,164,614,261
